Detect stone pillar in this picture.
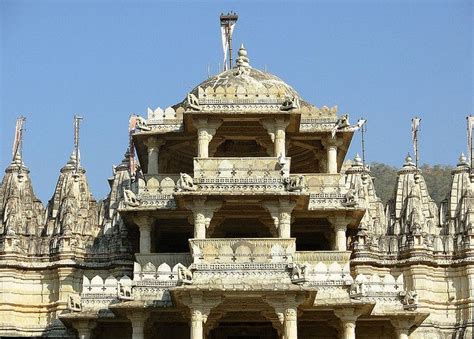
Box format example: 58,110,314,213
334,309,359,339
390,318,415,339
190,308,204,339
274,118,289,157
187,198,222,239
134,216,153,254
322,139,343,174
144,138,164,175
279,199,296,238
260,118,289,157
194,119,222,158
263,199,296,239
73,320,96,339
330,217,348,251
128,312,148,339
284,307,298,339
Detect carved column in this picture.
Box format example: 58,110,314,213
263,199,296,239
322,139,342,174
260,118,289,157
190,308,204,339
194,119,222,158
187,198,222,239
73,320,96,339
144,137,164,175
182,292,222,339
334,309,359,339
134,216,153,254
330,216,348,251
390,318,415,339
284,307,298,339
128,311,148,339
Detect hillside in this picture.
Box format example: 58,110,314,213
370,162,454,205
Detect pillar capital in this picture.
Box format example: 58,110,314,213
262,199,296,238
133,215,153,229
390,317,416,339
72,319,96,339
321,137,344,148
186,198,223,239
143,137,165,149
334,308,364,339
127,310,149,339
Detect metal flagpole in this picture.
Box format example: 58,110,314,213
73,115,83,174
361,117,367,170
411,117,421,170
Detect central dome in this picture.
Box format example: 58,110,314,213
177,45,312,113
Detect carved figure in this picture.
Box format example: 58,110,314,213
186,93,201,111
285,176,306,192
349,282,366,296
68,295,82,312
342,188,358,207
401,290,419,309
280,96,300,111
290,263,307,282
176,263,193,285
123,189,140,207
135,116,151,131
331,114,350,138
117,283,134,300
178,173,196,191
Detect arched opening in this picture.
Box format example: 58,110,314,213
291,218,331,251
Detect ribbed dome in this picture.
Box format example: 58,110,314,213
176,45,312,113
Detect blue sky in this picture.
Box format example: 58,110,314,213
1,0,472,202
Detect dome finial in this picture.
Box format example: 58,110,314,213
235,44,250,71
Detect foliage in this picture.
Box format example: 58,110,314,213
369,162,453,205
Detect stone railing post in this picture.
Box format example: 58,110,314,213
193,119,222,158
144,137,164,175
134,216,153,254
187,198,222,239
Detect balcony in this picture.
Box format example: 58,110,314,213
189,238,296,264
192,157,290,193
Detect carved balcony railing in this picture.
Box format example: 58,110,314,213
193,157,290,193
189,238,296,264
288,173,359,210
293,251,351,265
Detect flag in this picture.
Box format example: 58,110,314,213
220,22,235,71
128,115,138,176
411,117,421,165
468,116,474,167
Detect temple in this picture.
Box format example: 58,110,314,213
0,36,473,339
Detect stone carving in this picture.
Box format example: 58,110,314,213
331,114,350,138
342,187,358,207
68,295,82,312
280,96,300,111
118,282,134,300
177,173,196,191
284,175,306,192
186,93,201,111
135,116,151,131
289,263,307,283
123,189,140,207
176,263,193,285
401,290,419,310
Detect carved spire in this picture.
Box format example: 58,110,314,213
0,118,44,249
44,117,98,253
440,152,472,235
345,154,386,236
386,154,439,237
